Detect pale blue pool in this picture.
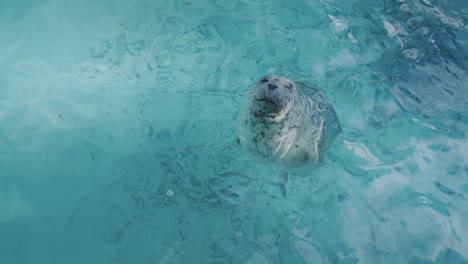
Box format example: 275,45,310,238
1,0,468,263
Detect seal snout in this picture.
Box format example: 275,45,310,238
268,84,278,90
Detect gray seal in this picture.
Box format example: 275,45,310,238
236,74,341,170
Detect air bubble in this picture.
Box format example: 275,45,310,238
418,196,432,204
403,48,421,60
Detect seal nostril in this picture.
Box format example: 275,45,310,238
268,84,278,90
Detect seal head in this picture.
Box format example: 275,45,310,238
237,74,341,171
248,74,297,122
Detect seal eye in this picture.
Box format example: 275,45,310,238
260,78,268,83
285,83,293,90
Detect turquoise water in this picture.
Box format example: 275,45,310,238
1,0,468,263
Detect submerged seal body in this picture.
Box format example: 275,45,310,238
236,74,341,170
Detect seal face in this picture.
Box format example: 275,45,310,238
237,74,341,170
249,75,297,122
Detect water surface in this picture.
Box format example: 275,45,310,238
1,0,468,263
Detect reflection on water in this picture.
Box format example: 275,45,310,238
0,0,467,263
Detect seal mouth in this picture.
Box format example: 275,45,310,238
255,96,286,109
252,96,286,119
255,97,279,105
